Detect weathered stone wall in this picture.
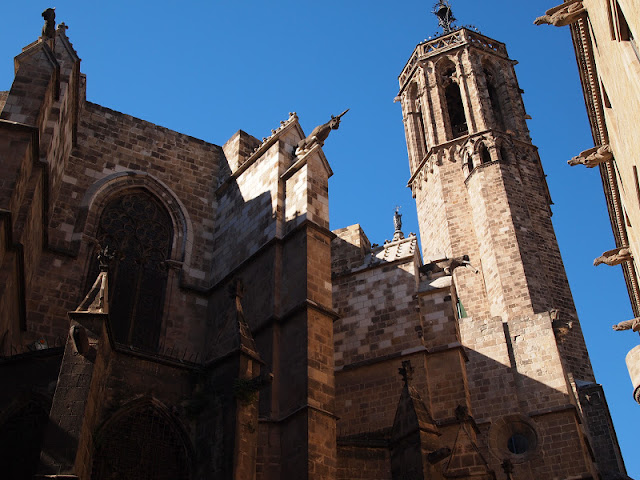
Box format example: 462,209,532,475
392,28,622,479
333,235,420,369
23,97,221,349
0,26,337,480
337,446,391,480
332,229,427,480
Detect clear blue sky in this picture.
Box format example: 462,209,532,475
1,1,638,476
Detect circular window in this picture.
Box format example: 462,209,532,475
488,415,539,462
507,433,529,454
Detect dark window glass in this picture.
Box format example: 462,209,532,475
87,191,173,351
616,0,632,41
500,146,509,163
507,433,529,455
480,144,492,164
466,154,474,171
92,403,190,480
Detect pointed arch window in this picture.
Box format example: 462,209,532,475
466,153,474,172
484,68,506,131
407,82,427,168
439,61,468,139
87,190,173,351
443,72,468,138
479,144,492,164
92,402,191,480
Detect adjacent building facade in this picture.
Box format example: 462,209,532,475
0,9,630,480
535,0,640,404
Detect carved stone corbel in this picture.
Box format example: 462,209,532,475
593,246,632,266
534,0,585,27
568,144,612,168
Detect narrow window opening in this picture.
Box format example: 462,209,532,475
601,81,612,109
633,166,640,208
588,18,599,50
500,146,509,163
407,83,427,169
444,78,468,138
466,154,474,172
479,144,491,164
616,1,632,41
607,0,617,39
485,69,506,131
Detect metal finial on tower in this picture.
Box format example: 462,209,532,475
433,0,456,34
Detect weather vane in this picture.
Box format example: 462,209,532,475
433,0,456,34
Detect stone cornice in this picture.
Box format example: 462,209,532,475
570,18,640,315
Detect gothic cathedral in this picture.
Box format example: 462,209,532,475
0,5,629,480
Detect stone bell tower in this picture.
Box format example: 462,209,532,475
396,2,626,478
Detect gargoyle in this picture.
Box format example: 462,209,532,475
534,0,585,27
612,317,640,332
42,8,56,39
568,144,612,168
296,109,348,156
420,255,479,276
593,246,632,266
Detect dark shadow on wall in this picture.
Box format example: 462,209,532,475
331,239,625,479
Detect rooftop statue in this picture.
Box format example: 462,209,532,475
42,8,56,39
296,109,349,156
